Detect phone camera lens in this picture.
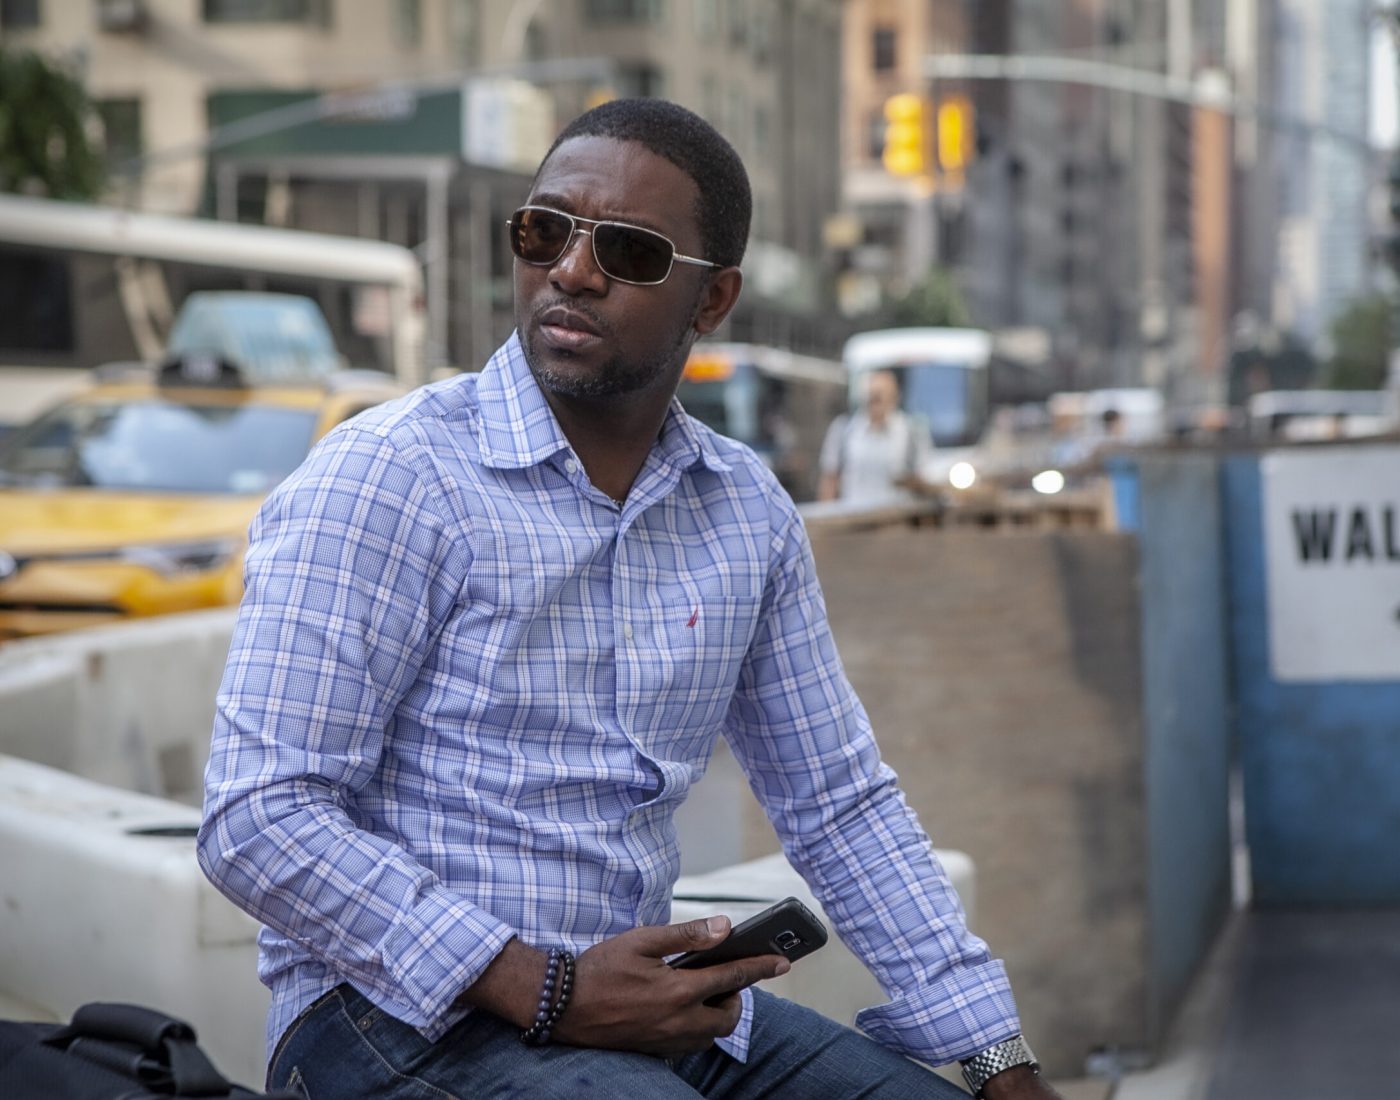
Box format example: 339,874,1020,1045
775,930,801,952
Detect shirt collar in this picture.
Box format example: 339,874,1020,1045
476,332,731,476
474,333,572,469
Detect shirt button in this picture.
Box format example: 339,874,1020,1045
623,622,634,641
565,458,578,473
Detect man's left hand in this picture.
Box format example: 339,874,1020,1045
980,1064,1064,1099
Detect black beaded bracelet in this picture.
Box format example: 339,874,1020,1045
520,948,575,1046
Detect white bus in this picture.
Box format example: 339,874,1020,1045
841,327,994,488
0,193,425,424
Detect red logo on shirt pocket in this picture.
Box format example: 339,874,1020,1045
686,604,700,628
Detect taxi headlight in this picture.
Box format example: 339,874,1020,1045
119,537,243,576
1031,469,1066,495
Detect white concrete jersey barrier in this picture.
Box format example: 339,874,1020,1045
0,609,238,804
0,750,980,1087
0,611,982,1083
0,755,269,1088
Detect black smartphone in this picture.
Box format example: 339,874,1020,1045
667,897,828,970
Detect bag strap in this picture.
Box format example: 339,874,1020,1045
49,1003,231,1097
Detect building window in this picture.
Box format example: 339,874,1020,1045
616,62,665,99
202,0,329,24
725,0,745,45
0,248,73,353
0,0,40,28
701,75,721,126
523,18,546,61
693,0,717,36
394,0,420,47
750,7,770,61
866,107,886,161
582,0,663,24
96,97,143,169
449,0,478,62
753,104,769,152
872,26,896,72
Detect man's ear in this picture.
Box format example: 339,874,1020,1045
693,268,743,336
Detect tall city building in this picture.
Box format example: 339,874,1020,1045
1269,0,1374,348
839,0,1349,406
840,0,973,305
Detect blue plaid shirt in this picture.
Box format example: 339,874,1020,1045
198,333,1020,1067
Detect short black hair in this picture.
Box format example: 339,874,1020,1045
541,98,751,269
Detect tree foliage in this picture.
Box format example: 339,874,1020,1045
0,48,104,201
883,267,972,328
1322,295,1392,390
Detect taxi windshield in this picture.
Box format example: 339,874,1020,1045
0,399,317,494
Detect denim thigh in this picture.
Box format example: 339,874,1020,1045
673,989,970,1099
266,985,705,1100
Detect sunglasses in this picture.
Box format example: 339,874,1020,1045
507,205,721,286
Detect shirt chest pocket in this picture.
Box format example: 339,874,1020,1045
628,580,764,751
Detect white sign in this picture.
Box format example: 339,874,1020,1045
462,79,555,173
1262,445,1400,681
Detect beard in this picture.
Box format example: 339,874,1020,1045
521,293,702,401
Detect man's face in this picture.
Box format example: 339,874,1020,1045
513,135,728,403
865,371,899,423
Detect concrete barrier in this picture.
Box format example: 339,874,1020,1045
0,609,989,1075
0,755,268,1088
0,751,970,1088
0,609,237,804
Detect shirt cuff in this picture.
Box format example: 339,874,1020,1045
713,986,755,1062
854,959,1022,1066
379,884,518,1037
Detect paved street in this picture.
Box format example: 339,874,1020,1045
1099,907,1400,1100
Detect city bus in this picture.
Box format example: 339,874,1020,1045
677,342,847,502
0,193,425,425
840,327,994,489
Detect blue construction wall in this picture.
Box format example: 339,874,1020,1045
1114,454,1234,1031
1222,452,1400,905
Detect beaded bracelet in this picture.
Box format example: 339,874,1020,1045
520,948,575,1046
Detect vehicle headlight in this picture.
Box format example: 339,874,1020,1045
948,461,977,491
119,537,243,576
1031,469,1066,495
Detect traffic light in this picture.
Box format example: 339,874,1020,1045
882,93,929,177
936,95,975,174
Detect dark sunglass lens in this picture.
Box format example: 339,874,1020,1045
511,209,573,264
594,223,673,283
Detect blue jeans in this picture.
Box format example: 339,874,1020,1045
267,984,969,1099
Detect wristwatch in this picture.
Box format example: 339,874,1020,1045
960,1034,1039,1097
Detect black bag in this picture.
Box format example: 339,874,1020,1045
0,1002,298,1099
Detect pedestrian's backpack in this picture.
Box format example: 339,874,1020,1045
0,1002,298,1099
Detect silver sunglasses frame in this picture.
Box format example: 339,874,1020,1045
507,205,721,286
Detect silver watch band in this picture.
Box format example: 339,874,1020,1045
959,1034,1039,1097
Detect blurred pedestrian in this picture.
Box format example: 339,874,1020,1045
817,368,933,503
199,98,1059,1100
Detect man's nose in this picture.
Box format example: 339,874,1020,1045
550,227,606,292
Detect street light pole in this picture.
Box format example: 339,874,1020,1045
920,53,1377,152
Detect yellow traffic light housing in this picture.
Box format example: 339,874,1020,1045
882,93,929,177
936,95,975,173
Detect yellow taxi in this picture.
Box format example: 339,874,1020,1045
0,355,407,640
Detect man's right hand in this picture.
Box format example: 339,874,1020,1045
556,916,789,1056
